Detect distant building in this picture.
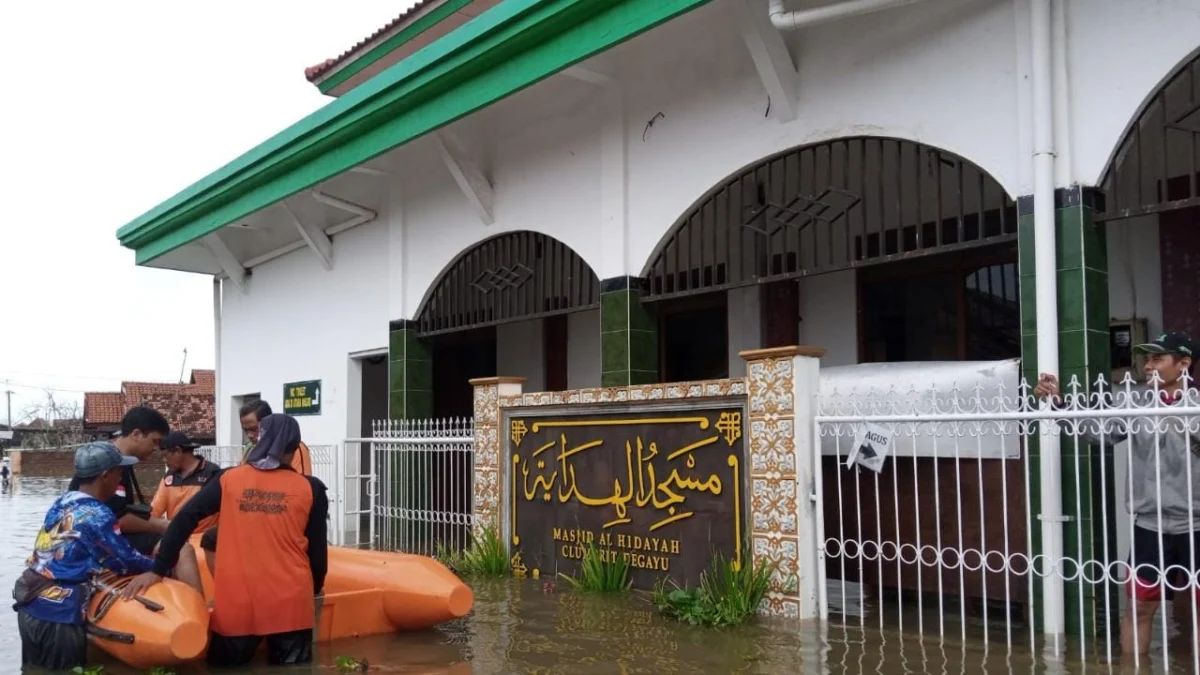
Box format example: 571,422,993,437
83,369,216,445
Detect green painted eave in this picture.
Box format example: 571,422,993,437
118,0,713,266
316,0,475,96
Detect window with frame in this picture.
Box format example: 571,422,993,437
859,244,1020,363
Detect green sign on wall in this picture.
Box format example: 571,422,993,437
283,380,322,416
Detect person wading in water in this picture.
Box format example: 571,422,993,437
13,443,201,670
1036,331,1199,656
126,414,329,667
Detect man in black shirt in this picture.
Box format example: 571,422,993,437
67,406,170,554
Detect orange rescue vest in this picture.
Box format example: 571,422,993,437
210,464,316,637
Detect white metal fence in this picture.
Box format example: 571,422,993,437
815,369,1200,669
196,443,343,543
343,418,475,556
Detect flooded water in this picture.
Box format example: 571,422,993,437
0,477,1188,673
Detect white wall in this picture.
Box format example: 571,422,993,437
217,220,389,446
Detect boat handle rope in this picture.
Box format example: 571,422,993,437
86,572,164,643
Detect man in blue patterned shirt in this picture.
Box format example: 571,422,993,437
12,442,156,670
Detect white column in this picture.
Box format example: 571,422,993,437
791,346,825,620
387,179,407,321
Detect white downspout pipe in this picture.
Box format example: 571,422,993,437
767,0,931,31
1031,0,1065,640
212,278,224,446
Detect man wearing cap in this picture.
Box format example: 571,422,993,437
1036,331,1198,656
151,432,223,533
13,443,159,670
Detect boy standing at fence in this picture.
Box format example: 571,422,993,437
1035,331,1198,656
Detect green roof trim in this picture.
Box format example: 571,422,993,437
119,0,712,266
316,0,476,95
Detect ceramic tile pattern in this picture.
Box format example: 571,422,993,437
473,362,804,618
745,352,802,618
472,382,502,533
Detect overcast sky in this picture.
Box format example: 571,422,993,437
0,2,416,425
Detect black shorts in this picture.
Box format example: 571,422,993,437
18,610,87,670
125,531,162,556
207,629,313,668
1129,525,1200,601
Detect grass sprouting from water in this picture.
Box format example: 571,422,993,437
71,668,104,675
434,525,509,578
558,540,632,593
651,551,776,627
334,655,369,672
145,669,175,675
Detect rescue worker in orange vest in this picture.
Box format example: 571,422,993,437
125,414,329,667
149,432,221,532
198,400,313,578
239,400,312,474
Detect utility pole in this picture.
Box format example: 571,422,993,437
4,380,11,430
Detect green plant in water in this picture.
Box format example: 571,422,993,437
71,667,104,675
145,668,175,675
434,525,509,578
558,540,632,593
334,655,369,672
651,551,777,627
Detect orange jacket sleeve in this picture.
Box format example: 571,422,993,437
150,477,169,519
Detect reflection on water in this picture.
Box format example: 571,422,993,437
0,478,1187,673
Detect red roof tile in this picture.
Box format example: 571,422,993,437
82,370,216,438
304,1,438,83
83,392,124,425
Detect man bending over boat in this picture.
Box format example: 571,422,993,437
69,406,171,556
127,413,329,667
12,442,202,671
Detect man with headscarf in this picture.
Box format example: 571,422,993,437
124,414,329,667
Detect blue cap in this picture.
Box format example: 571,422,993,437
74,442,138,479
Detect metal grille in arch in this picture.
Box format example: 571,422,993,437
643,137,1017,301
415,231,600,336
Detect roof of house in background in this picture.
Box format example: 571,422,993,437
304,0,503,96
83,369,216,437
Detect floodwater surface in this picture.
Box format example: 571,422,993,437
0,477,1186,673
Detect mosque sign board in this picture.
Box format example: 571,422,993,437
282,380,322,416
505,405,746,589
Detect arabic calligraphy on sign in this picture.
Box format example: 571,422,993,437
507,408,746,589
519,433,724,531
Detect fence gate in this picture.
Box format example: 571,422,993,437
342,418,475,556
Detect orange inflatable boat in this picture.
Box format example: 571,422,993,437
86,538,474,669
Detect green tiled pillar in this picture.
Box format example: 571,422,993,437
600,276,658,387
1018,186,1115,638
388,320,433,420
386,320,433,552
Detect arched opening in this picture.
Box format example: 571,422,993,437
640,137,1019,381
1097,47,1200,341
634,138,1025,616
406,230,601,418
